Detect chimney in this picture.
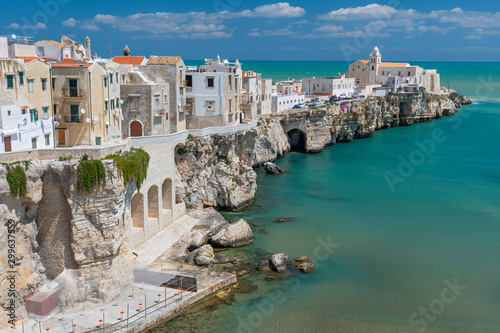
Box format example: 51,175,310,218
85,36,91,59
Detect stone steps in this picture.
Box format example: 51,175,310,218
134,215,198,267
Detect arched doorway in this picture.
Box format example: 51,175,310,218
131,193,144,228
287,129,306,152
130,121,143,137
162,179,173,210
148,186,159,219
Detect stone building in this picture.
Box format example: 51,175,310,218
185,68,240,129
302,74,355,96
0,59,53,152
51,59,107,146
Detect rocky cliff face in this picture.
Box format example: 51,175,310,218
0,161,133,323
177,92,471,210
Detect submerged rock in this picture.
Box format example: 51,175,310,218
213,254,237,265
266,273,295,281
264,162,284,175
257,260,273,272
274,217,294,223
290,256,316,273
210,219,254,248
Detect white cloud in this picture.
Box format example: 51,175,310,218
253,3,306,18
62,18,78,28
464,35,482,40
319,4,397,21
6,22,47,30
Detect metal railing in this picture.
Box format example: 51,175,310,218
64,115,83,124
82,276,196,333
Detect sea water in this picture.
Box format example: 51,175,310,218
157,61,500,333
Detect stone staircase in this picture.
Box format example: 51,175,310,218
134,215,198,266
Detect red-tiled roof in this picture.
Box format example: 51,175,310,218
52,62,92,68
112,56,146,65
380,62,410,68
19,56,40,63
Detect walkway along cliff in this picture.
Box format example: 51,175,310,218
175,90,471,210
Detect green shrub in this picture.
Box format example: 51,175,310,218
6,166,27,198
76,158,106,194
106,148,150,190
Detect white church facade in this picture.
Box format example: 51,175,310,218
346,47,441,94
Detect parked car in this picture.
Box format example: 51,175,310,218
352,93,360,99
293,104,303,109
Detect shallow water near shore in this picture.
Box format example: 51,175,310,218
154,62,500,333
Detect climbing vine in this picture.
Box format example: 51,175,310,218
1,161,31,198
105,147,150,190
76,154,106,194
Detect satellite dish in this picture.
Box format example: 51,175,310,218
11,34,17,40
81,108,86,114
120,99,124,104
86,118,91,123
57,114,62,120
93,115,99,122
43,113,50,120
54,121,59,127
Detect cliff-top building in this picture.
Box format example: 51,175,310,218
347,46,441,94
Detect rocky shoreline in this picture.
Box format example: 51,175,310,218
176,89,471,211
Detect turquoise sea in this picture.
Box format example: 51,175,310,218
159,61,500,333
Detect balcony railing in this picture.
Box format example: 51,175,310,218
64,115,83,124
63,88,83,98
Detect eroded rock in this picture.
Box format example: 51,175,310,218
210,219,254,248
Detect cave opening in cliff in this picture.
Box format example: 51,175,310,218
399,101,412,124
287,129,306,152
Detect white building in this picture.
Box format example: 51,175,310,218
272,92,304,113
1,59,53,153
259,78,273,115
185,69,240,128
303,74,355,96
0,36,8,58
347,46,441,94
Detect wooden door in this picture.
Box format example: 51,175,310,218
4,136,12,152
58,130,66,146
130,121,143,137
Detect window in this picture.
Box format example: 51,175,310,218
105,101,109,111
21,108,28,115
52,78,56,90
45,134,50,146
19,72,24,85
6,75,14,89
38,47,45,56
42,107,49,116
164,95,168,103
41,78,47,91
53,104,57,115
155,98,160,113
28,79,34,93
69,79,78,97
131,98,139,111
70,105,79,123
7,110,11,116
229,75,232,90
32,137,37,149
408,71,411,76
104,77,108,87
116,73,119,83
110,74,113,84
206,100,215,112
382,71,385,76
207,77,215,88
372,66,375,70
30,109,39,122
186,75,192,87
111,99,115,109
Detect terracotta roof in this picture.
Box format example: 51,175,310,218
112,56,146,65
380,62,410,68
19,56,40,63
360,60,369,64
42,57,57,61
41,40,68,48
61,35,82,47
147,56,181,65
52,63,92,68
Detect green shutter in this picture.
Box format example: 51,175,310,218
7,75,14,88
34,109,39,121
30,110,34,122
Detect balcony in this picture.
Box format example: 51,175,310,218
64,115,83,124
62,88,83,99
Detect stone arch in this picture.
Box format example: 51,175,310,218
148,185,159,218
287,129,306,152
174,143,187,165
131,193,145,228
130,120,143,137
162,179,173,210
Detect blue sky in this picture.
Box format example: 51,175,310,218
2,0,500,62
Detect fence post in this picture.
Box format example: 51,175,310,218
164,286,167,308
144,294,147,318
